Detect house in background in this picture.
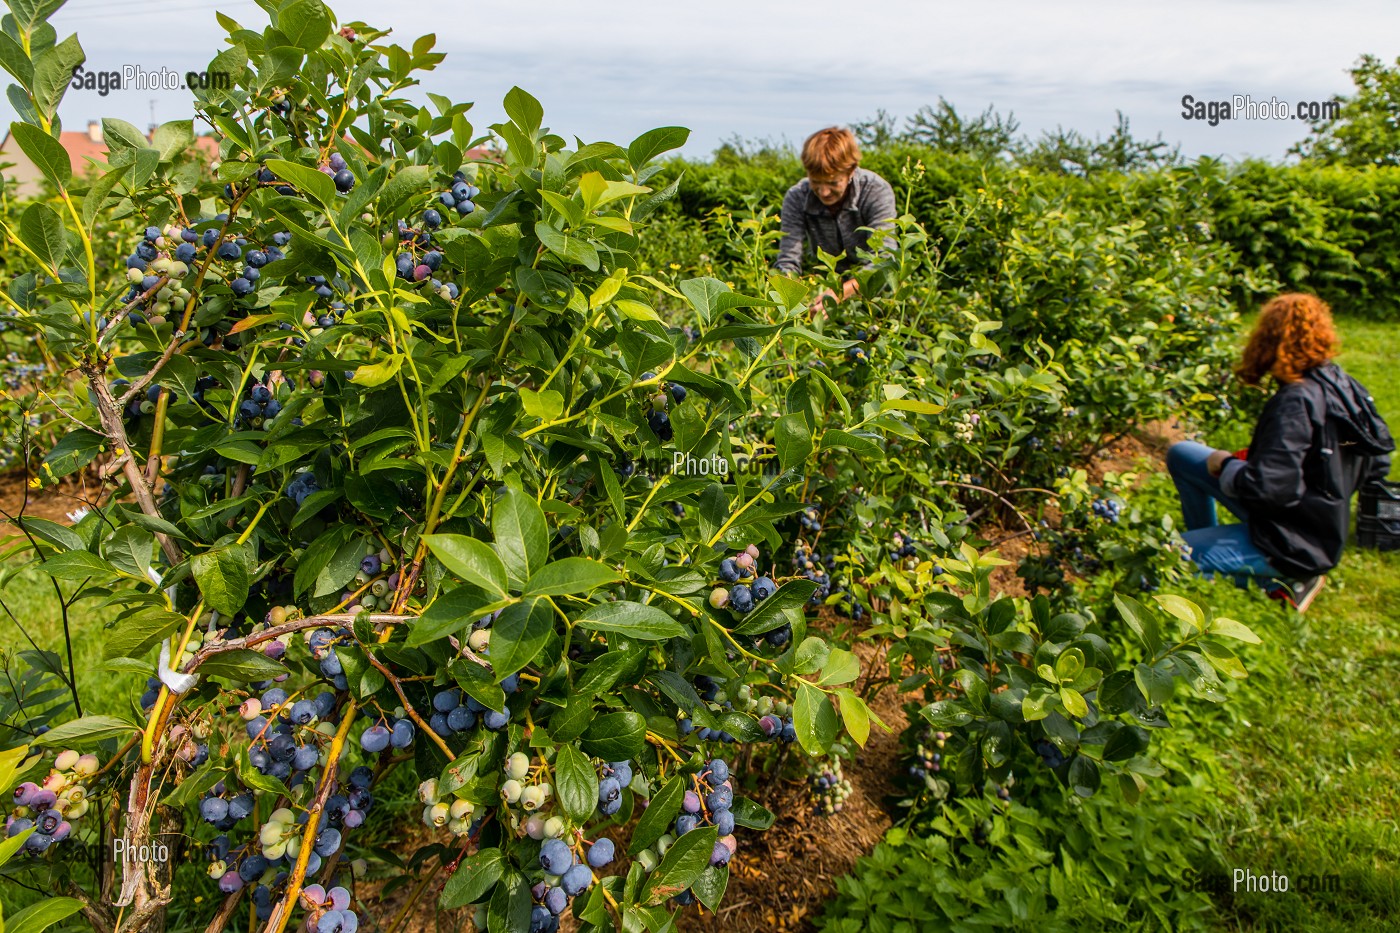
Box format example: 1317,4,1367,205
0,120,221,198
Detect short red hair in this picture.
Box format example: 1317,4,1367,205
1237,292,1339,385
801,127,860,178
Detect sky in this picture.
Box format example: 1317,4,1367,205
17,0,1400,163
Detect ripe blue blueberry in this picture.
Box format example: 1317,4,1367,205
728,584,754,613
333,170,355,193
674,814,699,835
423,209,441,228
483,708,510,730
175,242,196,263
216,242,242,261
586,837,615,868
598,776,621,804
390,719,415,748
293,745,320,772
715,809,735,835
561,864,592,897
544,885,568,915
432,689,460,713
290,700,316,724
706,759,729,783
200,797,229,823
246,250,268,268
539,838,571,875
360,724,391,753
705,785,733,812
230,277,253,296
751,577,776,601
718,558,739,582
446,706,475,732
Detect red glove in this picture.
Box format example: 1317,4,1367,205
1233,448,1249,461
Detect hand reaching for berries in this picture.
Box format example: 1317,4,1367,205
810,278,860,316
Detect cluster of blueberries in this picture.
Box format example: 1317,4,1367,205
237,384,283,431
5,749,98,856
672,758,741,906
287,470,320,508
1034,738,1069,770
708,545,776,618
427,679,519,738
681,676,798,744
207,766,373,922
907,731,947,783
1091,498,1123,523
791,540,835,606
242,686,340,780
308,627,352,691
438,171,480,216
197,781,255,831
641,371,687,442
531,833,612,932
890,530,918,562
0,353,45,391
808,757,853,816
392,218,462,302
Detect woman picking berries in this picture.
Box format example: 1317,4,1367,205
1166,293,1393,611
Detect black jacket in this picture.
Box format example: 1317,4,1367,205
1220,362,1394,577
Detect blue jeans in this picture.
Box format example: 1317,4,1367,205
1166,441,1282,585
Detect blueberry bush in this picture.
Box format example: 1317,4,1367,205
0,1,896,930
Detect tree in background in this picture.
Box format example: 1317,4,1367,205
1291,53,1400,166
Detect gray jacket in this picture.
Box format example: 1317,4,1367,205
773,167,897,275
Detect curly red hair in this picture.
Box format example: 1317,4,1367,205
1237,293,1339,385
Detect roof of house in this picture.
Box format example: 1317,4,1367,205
53,131,221,175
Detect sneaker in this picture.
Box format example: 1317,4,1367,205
1274,575,1326,613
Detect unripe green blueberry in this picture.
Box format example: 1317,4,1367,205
55,749,80,771
506,752,530,780
709,588,729,609
651,393,668,412
450,799,474,820
543,816,566,838
126,268,144,283
637,849,659,872
502,779,523,804
656,833,675,856
468,629,491,652
418,779,440,805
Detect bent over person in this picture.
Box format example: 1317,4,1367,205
773,127,897,313
1166,293,1394,611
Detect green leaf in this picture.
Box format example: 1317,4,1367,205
423,534,509,597
378,163,433,215
627,126,690,169
535,223,600,271
525,557,621,597
102,609,185,661
629,775,684,855
730,795,775,830
692,866,729,913
151,120,194,161
793,683,839,755
451,659,507,713
198,649,288,683
0,33,33,90
493,486,548,587
1114,593,1162,657
440,847,504,908
192,545,250,614
1059,687,1088,718
33,715,137,748
265,157,337,208
731,579,818,636
575,601,684,640
31,33,84,126
581,711,646,761
835,688,871,747
678,277,728,326
350,353,403,388
407,589,499,647
819,648,860,686
9,121,70,189
554,744,599,823
276,0,333,52
643,826,717,906
15,517,83,553
4,897,84,933
101,117,148,152
36,550,123,584
1067,755,1101,797
19,202,66,272
487,597,552,682
0,744,33,797
503,86,544,133
774,414,813,470
1208,616,1261,644
37,429,103,483
1153,593,1206,632
1134,663,1175,707
519,387,564,422
103,526,153,579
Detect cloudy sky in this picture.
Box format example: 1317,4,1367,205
20,0,1400,162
